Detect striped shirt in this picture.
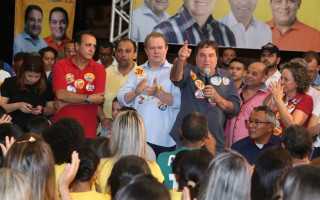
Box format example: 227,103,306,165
153,6,236,47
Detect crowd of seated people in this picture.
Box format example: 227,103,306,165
1,29,320,200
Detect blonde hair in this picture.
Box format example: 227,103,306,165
3,133,56,200
198,149,251,200
0,168,32,200
109,110,147,162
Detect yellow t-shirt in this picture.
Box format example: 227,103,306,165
103,63,137,118
70,191,111,200
170,188,183,200
97,157,164,194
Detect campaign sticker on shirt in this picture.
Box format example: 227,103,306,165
138,96,145,104
195,89,205,99
74,79,85,89
273,126,282,136
195,80,205,90
86,83,95,92
190,70,197,80
157,101,167,111
222,77,230,85
65,73,75,84
287,104,295,113
208,98,217,107
134,67,145,77
67,85,76,92
84,73,95,83
211,76,222,86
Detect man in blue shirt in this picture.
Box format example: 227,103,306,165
232,106,281,165
13,5,47,57
131,0,170,42
170,39,240,151
153,0,236,46
117,32,181,156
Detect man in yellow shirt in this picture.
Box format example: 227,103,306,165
97,38,137,134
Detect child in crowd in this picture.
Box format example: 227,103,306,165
99,97,123,137
39,47,58,78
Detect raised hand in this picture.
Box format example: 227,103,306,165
178,41,192,63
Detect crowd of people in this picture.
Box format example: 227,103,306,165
0,26,320,200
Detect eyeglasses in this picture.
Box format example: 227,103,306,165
245,120,271,126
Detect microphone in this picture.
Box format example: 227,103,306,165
204,68,210,85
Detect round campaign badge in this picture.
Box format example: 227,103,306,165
65,73,75,84
67,85,76,92
195,89,205,99
222,77,230,85
86,83,95,92
74,79,85,90
195,80,205,90
211,76,222,86
208,98,217,107
134,67,145,77
157,101,167,111
287,104,295,113
190,70,197,80
273,126,282,136
84,73,95,83
138,96,145,104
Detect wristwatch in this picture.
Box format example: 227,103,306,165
85,95,90,104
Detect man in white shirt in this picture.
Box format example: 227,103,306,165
218,0,272,49
260,43,281,86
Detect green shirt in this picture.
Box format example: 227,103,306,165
157,147,197,189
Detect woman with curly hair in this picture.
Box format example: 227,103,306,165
264,59,313,136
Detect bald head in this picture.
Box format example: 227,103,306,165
245,62,268,88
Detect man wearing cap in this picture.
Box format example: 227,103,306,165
260,43,281,86
170,39,240,151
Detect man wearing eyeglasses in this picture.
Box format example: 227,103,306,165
231,106,281,165
225,62,270,147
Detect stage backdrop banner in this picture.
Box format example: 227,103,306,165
131,0,320,52
14,0,76,54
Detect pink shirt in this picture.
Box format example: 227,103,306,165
225,85,270,147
